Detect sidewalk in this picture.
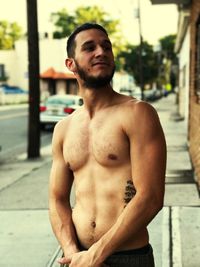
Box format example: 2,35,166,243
0,103,28,111
0,94,199,267
150,94,200,267
0,146,58,267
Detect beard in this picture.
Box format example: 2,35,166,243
75,60,115,89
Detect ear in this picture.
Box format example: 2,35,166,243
65,58,77,73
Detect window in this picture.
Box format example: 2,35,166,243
0,64,5,79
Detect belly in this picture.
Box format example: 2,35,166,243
72,201,124,249
71,167,149,250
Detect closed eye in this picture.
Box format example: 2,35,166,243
81,41,95,52
102,44,112,51
84,45,95,51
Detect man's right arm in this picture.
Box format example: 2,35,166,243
49,121,79,258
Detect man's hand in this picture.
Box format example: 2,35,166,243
57,251,109,267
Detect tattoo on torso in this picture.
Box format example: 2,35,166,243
124,180,136,206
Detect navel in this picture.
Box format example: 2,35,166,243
108,154,118,160
91,221,96,228
66,162,71,169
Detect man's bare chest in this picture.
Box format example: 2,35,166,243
63,117,130,171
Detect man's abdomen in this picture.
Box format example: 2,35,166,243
72,200,124,248
72,201,149,251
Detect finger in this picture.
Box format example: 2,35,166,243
57,257,71,264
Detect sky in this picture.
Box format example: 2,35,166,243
0,0,179,45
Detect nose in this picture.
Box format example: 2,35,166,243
95,45,105,57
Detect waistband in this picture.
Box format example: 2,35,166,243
79,243,151,256
112,244,151,256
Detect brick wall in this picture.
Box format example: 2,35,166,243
189,0,200,187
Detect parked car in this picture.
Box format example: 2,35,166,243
143,88,163,102
119,89,133,96
120,87,142,100
0,84,27,94
40,94,83,129
132,87,142,100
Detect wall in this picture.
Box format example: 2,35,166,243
0,37,68,91
39,38,67,73
15,40,28,90
178,26,190,127
0,50,18,86
189,0,200,187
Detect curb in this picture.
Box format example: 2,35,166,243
0,103,28,111
46,246,62,267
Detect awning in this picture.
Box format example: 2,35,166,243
40,67,76,80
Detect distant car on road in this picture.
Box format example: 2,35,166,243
143,88,163,102
120,89,133,96
0,84,27,94
40,94,83,129
120,87,142,100
132,87,142,100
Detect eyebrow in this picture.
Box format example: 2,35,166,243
81,39,112,48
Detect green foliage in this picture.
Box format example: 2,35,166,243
50,6,124,68
118,41,158,86
0,20,22,50
158,34,178,87
51,8,75,39
159,34,177,61
51,6,119,38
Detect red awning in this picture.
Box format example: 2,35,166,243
40,67,76,80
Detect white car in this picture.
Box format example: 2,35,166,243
40,94,83,129
120,88,142,100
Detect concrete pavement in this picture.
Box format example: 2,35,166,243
150,94,200,267
0,146,58,267
0,93,199,267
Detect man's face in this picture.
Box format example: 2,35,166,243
73,29,115,89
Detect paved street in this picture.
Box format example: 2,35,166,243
0,104,52,161
0,93,200,267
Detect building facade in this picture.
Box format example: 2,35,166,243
188,0,200,186
151,0,200,187
0,37,77,98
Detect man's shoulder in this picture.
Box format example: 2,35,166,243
119,98,160,132
118,96,156,116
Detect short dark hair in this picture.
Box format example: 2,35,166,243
66,23,108,58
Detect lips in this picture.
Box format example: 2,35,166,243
92,61,109,66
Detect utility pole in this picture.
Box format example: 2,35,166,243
26,0,40,158
138,0,144,100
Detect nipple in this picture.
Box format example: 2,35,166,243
108,154,118,160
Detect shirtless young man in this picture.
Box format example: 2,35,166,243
49,23,166,267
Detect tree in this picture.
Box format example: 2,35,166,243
118,41,158,86
158,34,178,89
51,8,75,39
50,6,124,69
0,20,22,49
159,34,177,61
51,6,119,38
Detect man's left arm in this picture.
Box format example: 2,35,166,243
88,101,166,264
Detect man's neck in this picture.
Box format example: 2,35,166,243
79,84,116,118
